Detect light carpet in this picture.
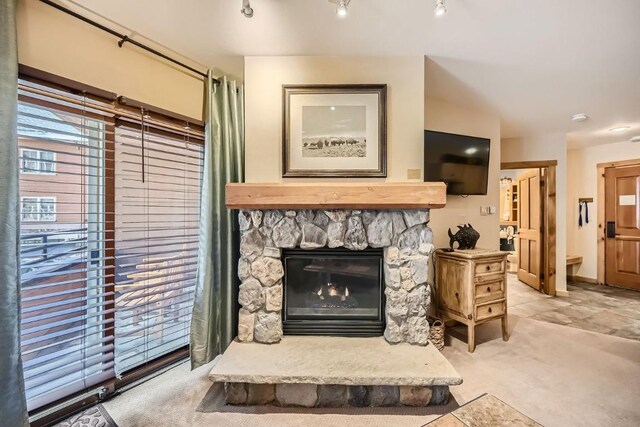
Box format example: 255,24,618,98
103,315,640,427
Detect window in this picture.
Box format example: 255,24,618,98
18,79,113,412
20,148,56,174
113,124,203,375
17,73,204,414
20,197,56,222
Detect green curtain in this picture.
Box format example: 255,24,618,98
0,0,29,425
190,73,244,369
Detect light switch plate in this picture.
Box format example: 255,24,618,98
407,169,421,180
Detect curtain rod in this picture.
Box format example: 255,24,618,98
39,0,218,84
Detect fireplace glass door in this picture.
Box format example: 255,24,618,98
282,248,384,336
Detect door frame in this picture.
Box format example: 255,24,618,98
596,158,640,285
501,160,557,296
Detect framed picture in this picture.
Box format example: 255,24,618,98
282,84,387,178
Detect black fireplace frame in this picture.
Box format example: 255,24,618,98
282,247,386,337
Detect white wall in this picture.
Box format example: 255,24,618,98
425,98,501,250
501,134,568,294
567,141,640,280
244,56,424,182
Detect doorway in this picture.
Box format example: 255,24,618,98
500,161,557,296
597,159,640,290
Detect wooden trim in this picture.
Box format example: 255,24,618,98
544,165,557,296
501,160,558,169
225,182,447,209
115,347,189,389
596,158,640,169
597,164,606,285
597,158,640,285
19,83,205,140
19,64,117,101
117,96,204,128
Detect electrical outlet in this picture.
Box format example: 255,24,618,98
407,169,421,180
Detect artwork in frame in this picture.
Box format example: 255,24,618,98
282,84,387,178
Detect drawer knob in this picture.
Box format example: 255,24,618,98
455,292,459,299
488,307,493,313
486,265,491,271
487,286,491,292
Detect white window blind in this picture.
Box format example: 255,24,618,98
113,122,203,375
18,80,115,411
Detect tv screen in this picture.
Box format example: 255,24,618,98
424,130,490,195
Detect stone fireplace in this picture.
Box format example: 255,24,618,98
237,208,434,346
211,182,461,408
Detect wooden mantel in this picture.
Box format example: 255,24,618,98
225,182,447,210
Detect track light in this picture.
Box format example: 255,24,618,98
434,0,447,17
336,0,350,18
241,0,253,18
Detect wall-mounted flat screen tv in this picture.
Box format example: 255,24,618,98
424,130,490,195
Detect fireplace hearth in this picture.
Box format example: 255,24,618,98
282,248,385,336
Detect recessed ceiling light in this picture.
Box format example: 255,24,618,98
434,0,447,17
571,113,588,122
630,135,640,143
609,126,631,134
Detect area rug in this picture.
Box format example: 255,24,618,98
426,394,542,426
55,404,118,427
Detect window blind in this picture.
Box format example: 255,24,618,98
113,122,203,375
18,80,116,411
18,75,205,412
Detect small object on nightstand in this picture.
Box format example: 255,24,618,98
447,224,480,249
435,249,509,352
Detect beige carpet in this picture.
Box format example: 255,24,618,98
103,315,640,427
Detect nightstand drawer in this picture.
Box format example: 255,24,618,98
475,280,504,301
476,300,505,321
475,260,505,276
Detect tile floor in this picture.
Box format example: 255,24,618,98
507,274,640,341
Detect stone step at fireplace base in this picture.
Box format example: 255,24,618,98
224,383,450,407
210,336,462,408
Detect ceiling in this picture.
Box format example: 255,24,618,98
67,0,640,149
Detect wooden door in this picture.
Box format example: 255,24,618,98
517,169,542,290
605,165,640,289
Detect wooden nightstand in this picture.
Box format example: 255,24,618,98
435,249,509,352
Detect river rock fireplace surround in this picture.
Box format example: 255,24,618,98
209,182,462,408
237,208,434,345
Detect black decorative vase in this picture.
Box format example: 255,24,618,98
448,224,480,250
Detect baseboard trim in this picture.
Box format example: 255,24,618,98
555,289,569,297
568,275,598,284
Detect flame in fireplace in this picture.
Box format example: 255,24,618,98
314,283,351,301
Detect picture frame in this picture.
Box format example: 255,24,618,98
282,84,387,178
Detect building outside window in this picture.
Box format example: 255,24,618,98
20,197,56,222
20,148,56,174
